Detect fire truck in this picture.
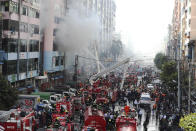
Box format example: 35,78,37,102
83,106,106,131
0,109,38,131
115,107,137,131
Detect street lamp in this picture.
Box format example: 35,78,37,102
188,40,195,113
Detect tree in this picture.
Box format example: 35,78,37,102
160,61,177,89
179,113,196,131
154,53,168,70
0,74,18,110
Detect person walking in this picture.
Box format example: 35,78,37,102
138,109,142,124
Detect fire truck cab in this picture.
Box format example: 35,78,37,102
115,108,137,131
0,109,37,131
83,106,106,131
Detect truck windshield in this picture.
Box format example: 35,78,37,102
140,97,151,101
51,97,56,101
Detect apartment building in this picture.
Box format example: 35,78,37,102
166,0,181,60
181,0,196,59
85,0,116,58
40,0,66,86
0,0,40,88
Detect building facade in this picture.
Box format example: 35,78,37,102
167,0,196,86
181,0,196,58
166,0,181,60
84,0,116,59
0,0,40,88
40,0,66,86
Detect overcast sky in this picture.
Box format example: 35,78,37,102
115,0,174,58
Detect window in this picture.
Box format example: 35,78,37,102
20,22,28,33
55,56,59,66
22,6,28,16
53,28,58,36
60,56,64,65
28,58,38,71
4,60,17,75
10,20,19,33
29,40,39,52
3,19,9,30
19,59,27,73
3,38,18,53
9,1,18,14
3,20,19,32
34,25,39,34
20,39,27,52
54,16,62,24
29,7,39,18
53,41,58,51
35,11,39,18
3,1,9,12
29,7,35,18
30,24,39,34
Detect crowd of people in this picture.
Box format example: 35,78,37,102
13,68,185,131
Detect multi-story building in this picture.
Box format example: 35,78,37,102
40,0,66,86
84,0,116,58
181,0,196,59
166,0,181,60
180,0,196,84
0,0,40,88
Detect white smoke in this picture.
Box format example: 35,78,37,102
40,0,52,31
56,0,101,52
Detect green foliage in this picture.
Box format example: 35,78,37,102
160,61,177,88
179,113,196,131
154,53,168,70
0,74,18,110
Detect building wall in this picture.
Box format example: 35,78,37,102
0,0,41,83
85,0,116,56
42,0,66,73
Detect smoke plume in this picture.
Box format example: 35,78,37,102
56,0,101,52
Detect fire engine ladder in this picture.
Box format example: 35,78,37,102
89,58,130,85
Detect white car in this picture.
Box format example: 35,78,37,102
41,99,52,108
139,93,151,106
50,95,58,104
63,91,75,97
147,84,154,90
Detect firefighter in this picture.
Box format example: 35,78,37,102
60,106,65,114
53,118,61,129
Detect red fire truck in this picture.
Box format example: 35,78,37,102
83,107,106,131
115,108,137,131
0,109,38,131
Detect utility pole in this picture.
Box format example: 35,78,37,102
17,0,21,81
63,52,66,83
74,55,79,88
188,40,195,114
177,35,181,110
